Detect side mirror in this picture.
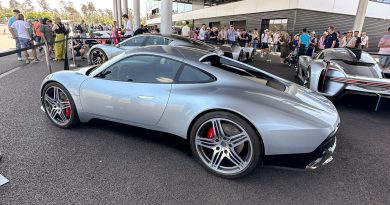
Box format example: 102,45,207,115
116,44,121,48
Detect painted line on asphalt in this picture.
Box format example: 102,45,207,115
0,174,9,187
0,65,24,79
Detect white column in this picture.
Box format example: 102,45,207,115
116,0,122,27
113,0,117,22
353,0,369,33
133,0,140,30
160,0,172,35
123,0,128,14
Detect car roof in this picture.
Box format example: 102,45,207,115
124,45,212,61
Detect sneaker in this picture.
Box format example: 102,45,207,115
17,57,22,61
25,60,30,64
31,59,41,63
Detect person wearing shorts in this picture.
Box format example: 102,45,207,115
10,14,39,63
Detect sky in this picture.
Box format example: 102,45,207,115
2,0,147,17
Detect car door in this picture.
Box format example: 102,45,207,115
111,35,148,57
79,54,182,126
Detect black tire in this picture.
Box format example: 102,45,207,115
189,111,262,178
89,48,108,65
42,82,79,129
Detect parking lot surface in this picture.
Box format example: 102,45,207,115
0,54,389,204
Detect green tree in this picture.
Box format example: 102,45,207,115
9,0,21,10
37,0,49,11
21,0,34,13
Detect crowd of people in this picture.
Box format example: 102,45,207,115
7,9,71,63
6,8,390,69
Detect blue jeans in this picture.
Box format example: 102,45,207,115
15,38,21,58
252,40,258,49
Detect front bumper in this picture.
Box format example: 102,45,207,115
264,128,338,169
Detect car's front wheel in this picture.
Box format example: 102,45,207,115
42,82,79,128
89,48,108,65
190,111,262,178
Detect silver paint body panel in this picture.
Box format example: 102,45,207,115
41,46,340,156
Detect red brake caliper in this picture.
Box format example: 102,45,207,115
207,127,214,139
65,100,71,118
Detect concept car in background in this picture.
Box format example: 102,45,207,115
297,48,390,99
87,34,224,65
41,46,339,178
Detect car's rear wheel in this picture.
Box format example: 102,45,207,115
90,48,108,65
42,82,78,129
189,111,262,178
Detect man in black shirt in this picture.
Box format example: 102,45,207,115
325,25,338,49
354,31,361,49
133,24,144,36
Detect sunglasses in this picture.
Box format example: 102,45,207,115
347,32,352,33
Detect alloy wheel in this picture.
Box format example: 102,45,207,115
195,118,253,175
91,49,106,65
43,86,72,126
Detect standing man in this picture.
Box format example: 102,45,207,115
298,28,310,54
122,14,133,38
198,24,207,42
8,9,22,61
325,25,338,49
354,31,361,49
227,25,237,45
378,27,390,69
10,14,39,64
181,21,190,37
33,19,42,52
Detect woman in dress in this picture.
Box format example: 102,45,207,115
279,32,290,63
112,21,118,45
52,17,67,61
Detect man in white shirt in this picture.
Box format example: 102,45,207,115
10,14,39,63
122,14,133,38
198,24,206,41
181,21,190,37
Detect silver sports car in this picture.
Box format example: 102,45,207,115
297,48,390,99
41,46,339,178
87,34,224,65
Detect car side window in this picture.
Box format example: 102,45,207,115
96,55,181,84
145,36,172,45
122,36,147,47
177,65,214,83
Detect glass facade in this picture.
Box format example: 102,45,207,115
146,0,243,19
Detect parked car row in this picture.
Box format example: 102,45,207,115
86,34,256,65
40,42,341,178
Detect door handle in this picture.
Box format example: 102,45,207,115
138,96,154,100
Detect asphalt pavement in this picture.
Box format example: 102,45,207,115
0,52,389,205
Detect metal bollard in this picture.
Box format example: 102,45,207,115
64,35,69,70
70,37,77,68
43,42,52,74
